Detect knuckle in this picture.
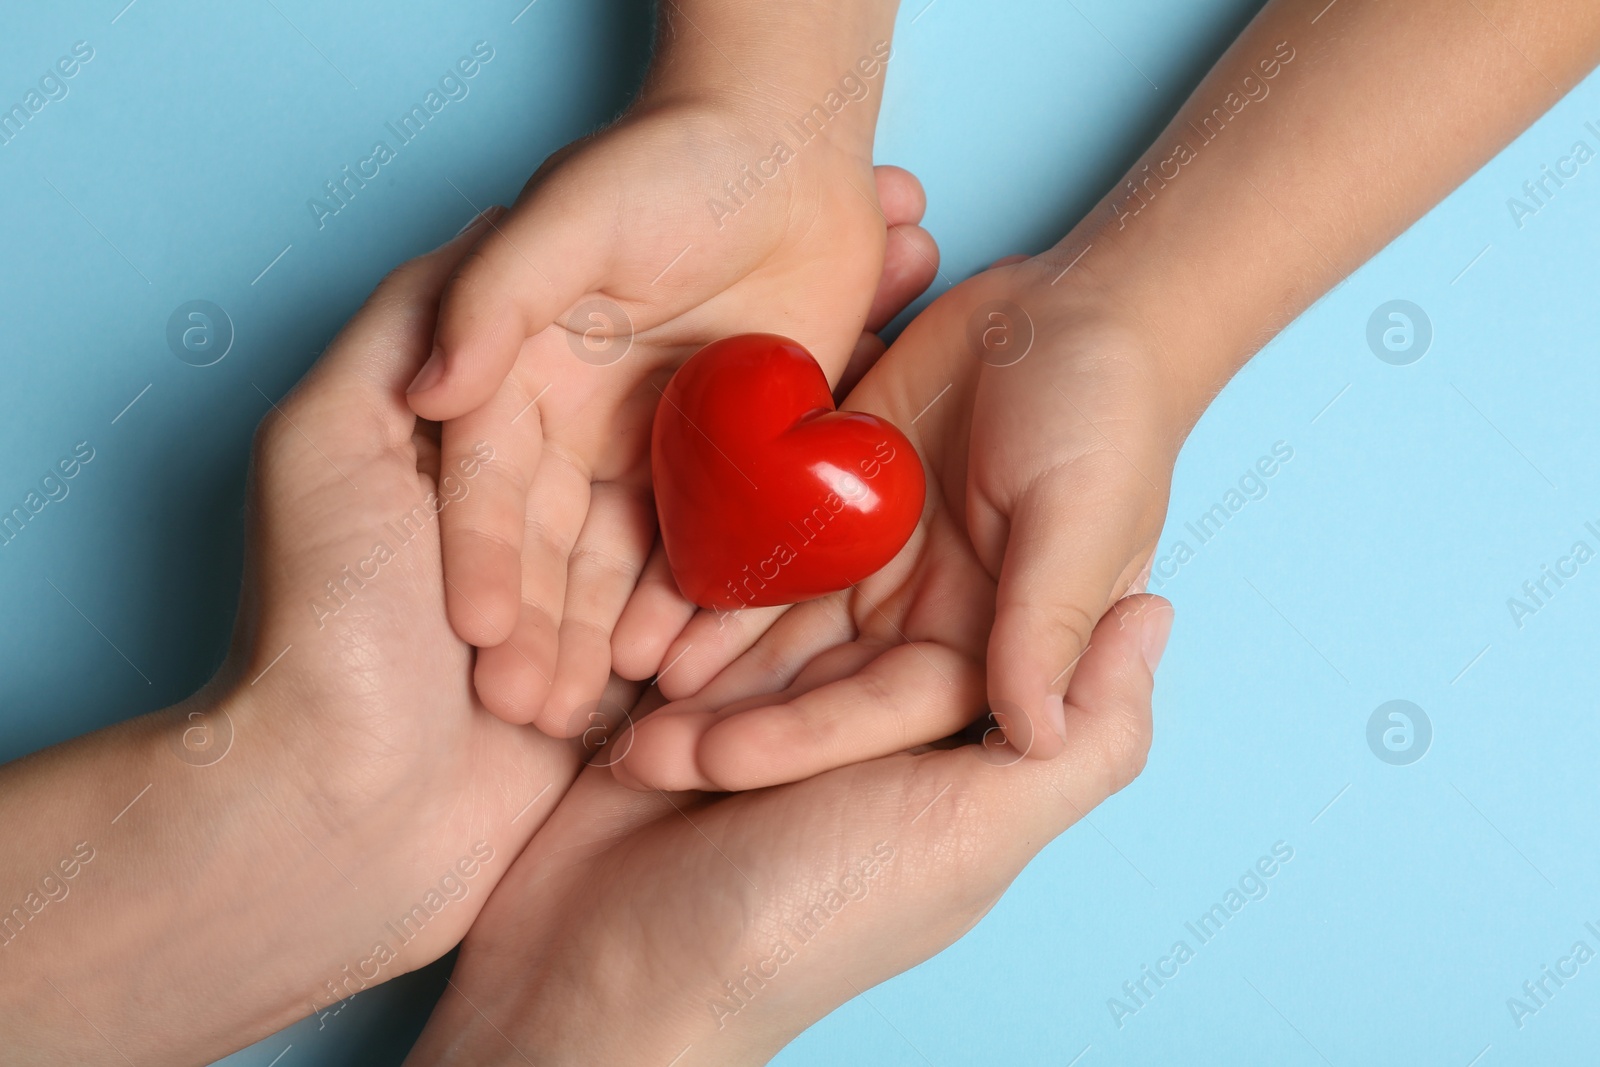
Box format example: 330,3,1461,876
568,542,640,586
524,512,576,561
454,521,521,561
854,666,898,713
373,259,431,307
250,397,306,459
795,704,843,755
1101,709,1153,795
445,247,495,300
1039,599,1099,659
556,613,610,647
469,459,529,503
441,249,522,331
739,640,797,692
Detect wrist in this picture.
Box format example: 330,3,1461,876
422,969,788,1067
145,685,462,1035
634,3,897,161
0,685,435,1061
988,242,1222,439
5,681,511,1062
1026,220,1250,428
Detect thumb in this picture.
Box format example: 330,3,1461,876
284,206,507,453
1030,592,1169,815
985,462,1155,760
958,593,1170,844
405,181,612,420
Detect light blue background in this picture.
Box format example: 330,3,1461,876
3,1,1598,1064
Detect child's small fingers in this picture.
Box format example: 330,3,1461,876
653,599,802,702
519,450,590,624
617,635,876,792
407,195,608,421
661,596,855,715
697,643,984,791
611,709,722,791
865,224,939,335
535,484,655,737
873,165,926,228
610,543,697,681
472,456,589,724
839,221,939,400
439,395,543,647
472,600,558,725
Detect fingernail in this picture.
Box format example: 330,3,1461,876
407,347,445,395
1043,692,1068,744
1141,606,1174,673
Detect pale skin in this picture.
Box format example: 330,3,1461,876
404,0,923,736
414,0,1600,768
402,595,1164,1066
613,0,1600,787
4,2,1600,1065
0,221,582,1066
0,211,936,1063
0,5,944,1060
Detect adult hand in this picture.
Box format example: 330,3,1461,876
404,594,1167,1066
227,207,588,922
0,214,583,1064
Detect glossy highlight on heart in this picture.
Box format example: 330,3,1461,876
652,334,925,610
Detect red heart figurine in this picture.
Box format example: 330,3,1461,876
652,334,925,610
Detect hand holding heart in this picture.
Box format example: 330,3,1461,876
405,594,1165,1066
617,256,1183,789
405,98,937,737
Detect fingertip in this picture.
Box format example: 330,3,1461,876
611,601,691,681
446,577,521,649
473,642,555,726
405,346,446,398
610,640,664,683
888,222,939,272
608,748,651,791
655,636,715,701
987,617,1070,762
873,165,926,226
611,550,696,679
538,630,619,738
1108,594,1174,675
1056,595,1168,792
530,700,583,740
695,709,792,791
616,709,720,792
1005,697,1066,762
408,276,529,422
866,224,939,334
1144,604,1174,673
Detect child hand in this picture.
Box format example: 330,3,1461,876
406,98,937,733
616,254,1188,788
